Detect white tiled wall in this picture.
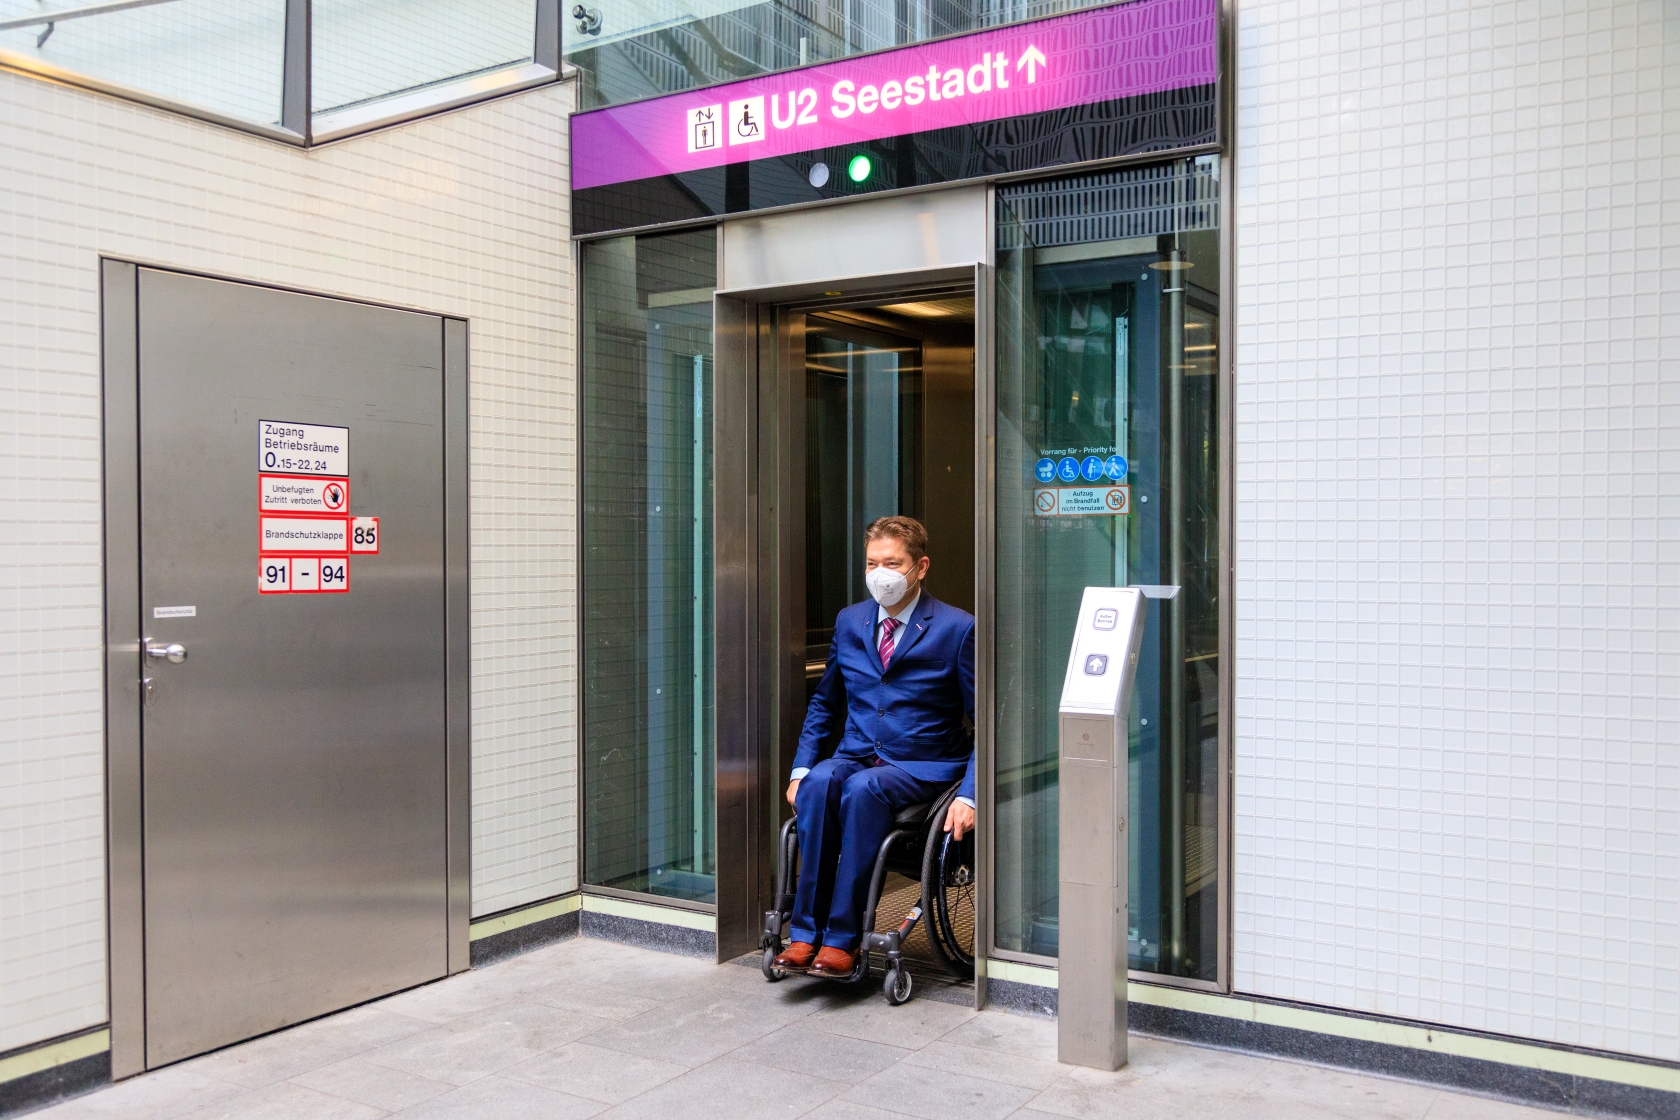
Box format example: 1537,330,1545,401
0,73,578,1052
1234,0,1679,1061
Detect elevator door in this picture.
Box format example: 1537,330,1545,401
135,269,450,1066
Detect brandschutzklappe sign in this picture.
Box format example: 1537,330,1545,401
258,420,377,596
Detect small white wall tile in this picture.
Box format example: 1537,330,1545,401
1234,0,1679,1062
0,72,577,1053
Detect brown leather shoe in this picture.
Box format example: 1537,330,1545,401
808,946,855,978
773,942,816,972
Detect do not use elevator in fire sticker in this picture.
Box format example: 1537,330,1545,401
257,419,377,595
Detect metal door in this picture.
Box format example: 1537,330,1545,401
124,268,458,1067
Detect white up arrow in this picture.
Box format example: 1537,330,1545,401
1017,44,1047,83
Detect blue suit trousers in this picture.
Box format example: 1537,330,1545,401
790,756,946,952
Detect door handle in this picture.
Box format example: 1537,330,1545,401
147,642,188,664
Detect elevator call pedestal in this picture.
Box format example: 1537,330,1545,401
1057,586,1146,1071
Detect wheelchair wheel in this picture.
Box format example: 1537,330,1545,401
761,946,786,982
883,963,913,1005
922,795,976,981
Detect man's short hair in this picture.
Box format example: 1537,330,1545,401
864,515,928,561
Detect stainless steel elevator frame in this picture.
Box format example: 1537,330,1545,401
709,187,993,1000
100,261,472,1078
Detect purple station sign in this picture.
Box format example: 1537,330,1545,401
570,0,1219,233
574,0,1215,190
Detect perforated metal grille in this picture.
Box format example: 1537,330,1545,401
997,157,1219,249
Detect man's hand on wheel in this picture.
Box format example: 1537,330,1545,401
786,779,800,807
944,800,976,841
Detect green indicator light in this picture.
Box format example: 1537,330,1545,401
847,154,872,183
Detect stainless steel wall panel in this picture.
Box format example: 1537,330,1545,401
971,253,994,1012
133,269,451,1067
444,317,471,976
721,188,988,292
99,259,146,1080
712,293,760,962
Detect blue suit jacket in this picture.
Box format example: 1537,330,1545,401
793,592,977,800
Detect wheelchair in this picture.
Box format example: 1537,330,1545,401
759,780,975,1005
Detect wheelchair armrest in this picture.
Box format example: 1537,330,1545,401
892,800,932,825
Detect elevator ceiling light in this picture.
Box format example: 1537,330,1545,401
1149,259,1194,270
847,154,872,183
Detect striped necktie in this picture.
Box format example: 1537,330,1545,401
878,616,901,669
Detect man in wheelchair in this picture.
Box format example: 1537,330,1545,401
773,515,976,980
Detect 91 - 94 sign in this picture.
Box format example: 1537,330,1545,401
259,420,348,477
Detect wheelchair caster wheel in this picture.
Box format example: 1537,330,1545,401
883,964,913,1005
762,947,786,982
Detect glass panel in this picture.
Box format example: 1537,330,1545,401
0,0,286,125
993,158,1220,980
567,0,1108,109
581,228,717,904
804,313,924,659
312,0,536,117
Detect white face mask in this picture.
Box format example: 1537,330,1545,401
865,566,910,608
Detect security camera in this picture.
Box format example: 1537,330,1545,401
571,5,602,34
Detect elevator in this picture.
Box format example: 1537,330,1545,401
580,167,1229,1001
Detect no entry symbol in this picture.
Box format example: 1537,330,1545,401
322,482,347,511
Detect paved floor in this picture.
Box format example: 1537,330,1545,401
38,936,1562,1120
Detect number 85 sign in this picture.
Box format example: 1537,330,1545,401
351,517,379,554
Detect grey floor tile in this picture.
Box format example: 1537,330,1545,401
804,989,977,1050
1423,1091,1563,1120
747,1025,912,1083
358,1004,614,1086
1022,1078,1206,1120
443,1000,618,1052
289,1057,453,1111
800,1102,915,1120
385,1075,606,1120
30,938,1528,1120
1218,1061,1438,1120
183,1026,373,1090
526,979,666,1022
585,985,819,1068
29,1065,246,1120
544,942,719,1001
1025,1041,1265,1120
901,1041,1065,1090
939,1013,1058,1064
176,1081,388,1120
370,973,522,1025
843,1062,1037,1120
500,1041,688,1104
596,1056,848,1120
302,1006,434,1052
